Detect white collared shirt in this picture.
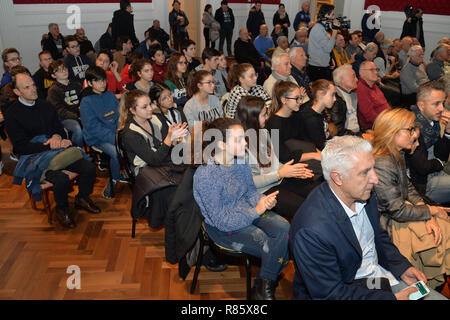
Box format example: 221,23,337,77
330,187,399,286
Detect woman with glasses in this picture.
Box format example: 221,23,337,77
266,80,321,164
183,70,223,129
372,108,449,289
297,79,337,151
164,53,188,110
149,83,187,141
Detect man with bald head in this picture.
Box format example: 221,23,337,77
5,73,100,230
356,61,391,130
254,24,274,61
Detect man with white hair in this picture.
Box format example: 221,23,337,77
290,47,311,97
330,65,360,135
352,42,378,77
398,36,413,68
426,43,450,81
294,1,310,30
272,36,290,57
289,135,446,300
263,53,298,97
400,45,429,106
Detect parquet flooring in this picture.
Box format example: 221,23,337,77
0,138,295,300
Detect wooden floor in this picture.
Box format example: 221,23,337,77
0,138,295,300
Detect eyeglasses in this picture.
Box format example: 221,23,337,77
8,57,22,63
400,125,418,135
178,61,188,65
200,81,215,85
285,96,304,103
360,68,380,72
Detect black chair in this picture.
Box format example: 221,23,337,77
115,131,137,237
190,223,253,300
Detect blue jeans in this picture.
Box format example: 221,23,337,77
392,281,448,300
93,142,120,181
205,212,290,281
426,170,450,203
61,119,83,148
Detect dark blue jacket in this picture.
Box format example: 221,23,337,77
289,182,411,300
135,40,150,59
80,90,119,146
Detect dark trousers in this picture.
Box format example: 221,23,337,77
219,28,233,56
307,64,332,81
203,28,215,49
44,158,96,208
264,176,321,218
173,32,188,52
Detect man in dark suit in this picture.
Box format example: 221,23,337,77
289,135,447,300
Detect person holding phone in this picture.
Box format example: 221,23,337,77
193,118,290,300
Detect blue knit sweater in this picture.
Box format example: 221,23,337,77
193,161,263,232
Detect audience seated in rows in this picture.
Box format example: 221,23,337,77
124,58,154,94
33,51,54,99
400,45,430,107
63,35,93,84
149,43,168,84
254,24,274,61
426,43,450,81
289,47,311,98
194,48,227,99
263,53,298,99
114,36,133,74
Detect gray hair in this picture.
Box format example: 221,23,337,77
408,45,423,57
364,42,378,53
435,43,449,55
380,38,393,49
333,64,353,87
277,36,288,44
321,136,373,181
272,52,289,69
288,46,305,59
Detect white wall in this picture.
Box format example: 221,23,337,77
343,0,450,62
0,0,170,72
1,0,448,73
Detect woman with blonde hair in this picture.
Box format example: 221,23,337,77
372,108,449,290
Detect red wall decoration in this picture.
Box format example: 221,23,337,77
13,0,152,4
364,0,450,16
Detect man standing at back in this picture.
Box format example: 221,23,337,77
215,1,235,57
246,1,265,40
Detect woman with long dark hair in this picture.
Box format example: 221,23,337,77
164,53,188,110
237,96,319,218
193,117,290,300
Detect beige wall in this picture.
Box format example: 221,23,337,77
177,0,201,57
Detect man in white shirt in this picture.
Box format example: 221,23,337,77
289,136,447,300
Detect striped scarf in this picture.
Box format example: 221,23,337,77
412,105,441,150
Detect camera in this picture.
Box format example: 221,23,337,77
322,16,351,30
404,5,419,19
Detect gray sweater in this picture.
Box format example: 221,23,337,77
183,94,224,129
308,22,335,67
400,61,429,95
